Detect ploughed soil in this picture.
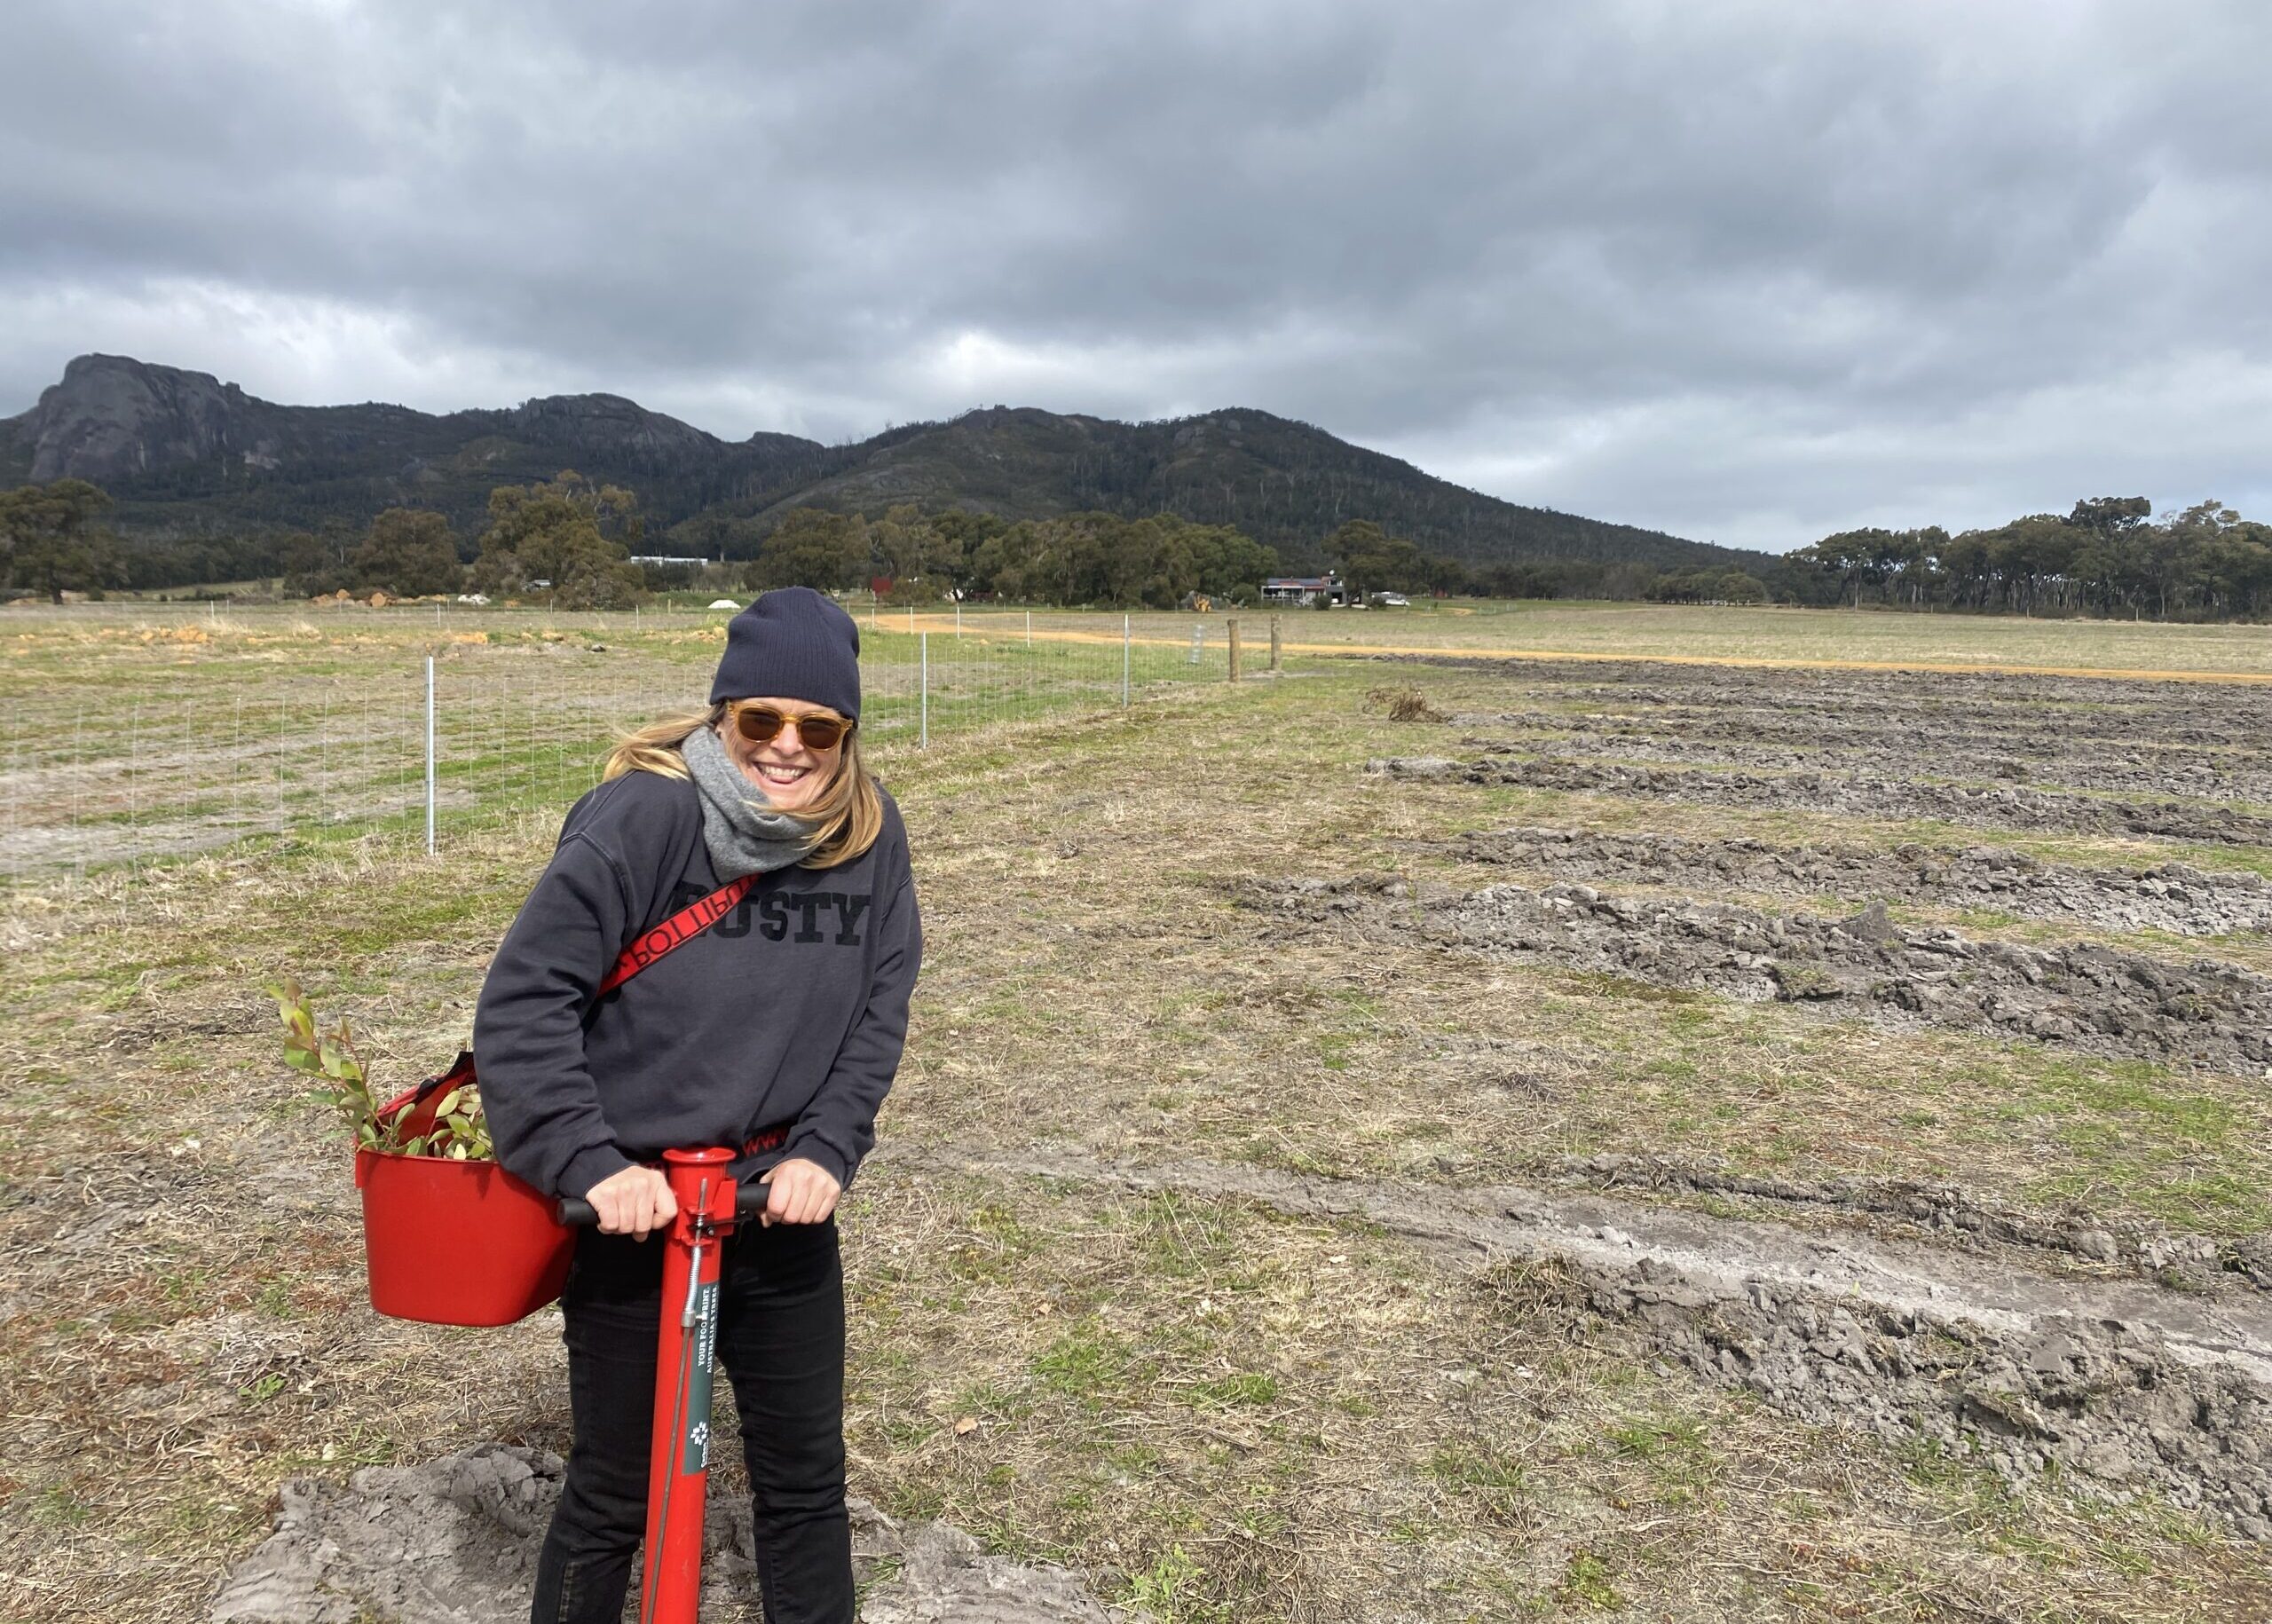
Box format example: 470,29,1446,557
1425,825,2272,939
1401,655,2272,743
1454,723,2272,803
1246,873,2272,1076
1372,754,2272,849
1457,700,2272,756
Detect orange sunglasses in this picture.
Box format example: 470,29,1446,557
727,700,854,753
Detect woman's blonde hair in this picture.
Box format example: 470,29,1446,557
602,702,885,869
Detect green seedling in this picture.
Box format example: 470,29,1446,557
264,978,494,1161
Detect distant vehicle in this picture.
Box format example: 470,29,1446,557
708,598,742,610
1370,591,1410,608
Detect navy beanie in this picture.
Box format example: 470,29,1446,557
709,587,863,719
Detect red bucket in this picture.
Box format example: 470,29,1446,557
353,1055,574,1326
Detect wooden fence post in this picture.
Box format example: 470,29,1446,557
1269,614,1281,672
1227,618,1241,682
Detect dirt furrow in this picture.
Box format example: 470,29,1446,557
1460,703,2272,754
1459,729,2272,802
911,1143,2272,1534
1249,873,2272,1075
1404,656,2272,729
1429,825,2272,939
1373,753,2272,849
1554,1152,2267,1286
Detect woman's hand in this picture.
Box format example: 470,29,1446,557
757,1157,841,1226
585,1164,678,1241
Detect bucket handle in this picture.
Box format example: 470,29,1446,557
375,1050,477,1127
359,1051,478,1188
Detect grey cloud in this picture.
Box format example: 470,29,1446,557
3,0,2268,547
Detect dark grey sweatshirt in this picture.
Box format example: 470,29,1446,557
472,768,921,1199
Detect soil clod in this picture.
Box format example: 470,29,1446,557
209,1444,1111,1623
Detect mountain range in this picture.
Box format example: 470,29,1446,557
1,353,1764,574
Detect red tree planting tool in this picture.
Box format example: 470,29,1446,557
559,1147,770,1624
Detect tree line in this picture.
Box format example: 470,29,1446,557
1779,498,2272,619
74,470,2272,619
1,473,1785,610
738,507,1779,608
0,472,652,608
738,505,1279,606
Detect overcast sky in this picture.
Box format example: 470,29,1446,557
3,1,2267,551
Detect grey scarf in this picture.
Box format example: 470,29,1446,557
680,722,820,879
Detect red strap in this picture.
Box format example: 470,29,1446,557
596,873,758,997
376,879,753,1127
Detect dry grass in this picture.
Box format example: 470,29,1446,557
4,624,2272,1620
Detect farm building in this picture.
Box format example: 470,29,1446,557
1262,572,1352,607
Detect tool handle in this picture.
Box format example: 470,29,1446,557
557,1184,771,1228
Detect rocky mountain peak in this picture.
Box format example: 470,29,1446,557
505,393,718,459
20,353,266,482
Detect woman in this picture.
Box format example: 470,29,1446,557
474,587,921,1624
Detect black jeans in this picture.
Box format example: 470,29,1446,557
531,1216,852,1624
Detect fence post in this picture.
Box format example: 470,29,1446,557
919,632,929,748
128,697,140,837
1122,615,1131,707
955,601,962,639
424,655,437,856
1270,613,1282,671
1025,609,1031,648
1227,618,1241,682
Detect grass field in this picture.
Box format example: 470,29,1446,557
4,600,2272,1620
929,601,2272,679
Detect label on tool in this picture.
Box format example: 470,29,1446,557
683,1278,719,1471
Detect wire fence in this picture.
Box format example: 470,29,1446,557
0,602,1303,880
